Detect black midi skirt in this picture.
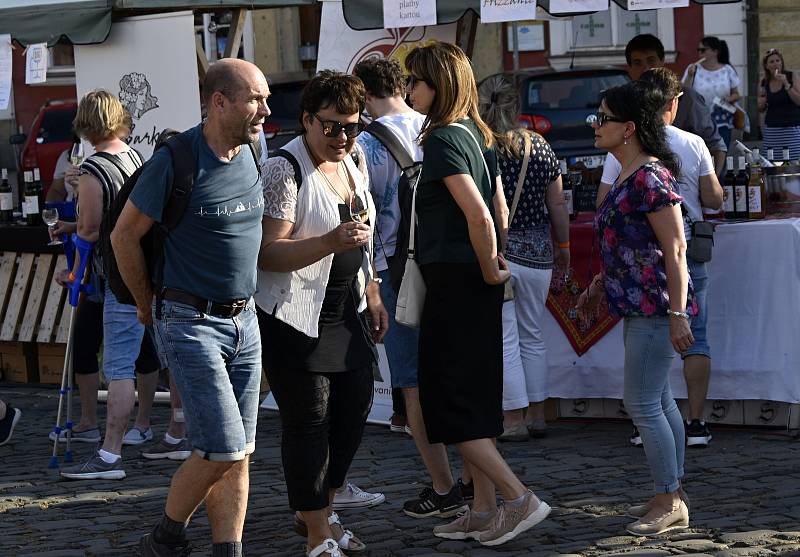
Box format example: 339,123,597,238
417,262,504,445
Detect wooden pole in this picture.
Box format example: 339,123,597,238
223,8,247,59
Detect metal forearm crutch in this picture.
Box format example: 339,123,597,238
48,234,94,468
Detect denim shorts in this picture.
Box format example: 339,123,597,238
152,298,261,461
103,283,159,381
378,268,419,389
683,257,710,359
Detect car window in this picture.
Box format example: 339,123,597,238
39,108,77,144
523,74,629,110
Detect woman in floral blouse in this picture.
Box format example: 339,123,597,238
578,81,697,536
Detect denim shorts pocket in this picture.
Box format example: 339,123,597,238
164,302,205,322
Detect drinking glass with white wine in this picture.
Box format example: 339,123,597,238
42,207,62,245
70,142,85,167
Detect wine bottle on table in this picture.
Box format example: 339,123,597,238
0,169,12,223
722,156,736,220
21,171,32,221
559,160,575,221
734,156,749,219
25,168,43,226
747,151,766,220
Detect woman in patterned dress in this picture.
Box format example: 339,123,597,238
478,75,571,441
579,81,697,536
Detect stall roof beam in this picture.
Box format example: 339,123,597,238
342,0,741,30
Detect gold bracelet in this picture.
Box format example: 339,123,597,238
556,241,570,249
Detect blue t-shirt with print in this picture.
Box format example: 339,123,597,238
129,124,263,303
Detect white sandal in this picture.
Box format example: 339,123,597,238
295,512,365,552
306,538,343,557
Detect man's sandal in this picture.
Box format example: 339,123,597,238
294,512,366,552
306,538,344,557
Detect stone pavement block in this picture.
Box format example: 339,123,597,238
598,550,672,557
720,531,779,545
715,549,777,557
669,539,728,552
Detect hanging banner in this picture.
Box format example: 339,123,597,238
74,12,201,161
550,0,610,13
480,0,536,23
383,0,437,29
25,43,48,84
628,0,688,9
0,35,11,111
318,0,457,74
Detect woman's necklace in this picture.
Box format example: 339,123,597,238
303,136,351,204
615,150,644,187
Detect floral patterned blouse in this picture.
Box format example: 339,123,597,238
595,161,698,318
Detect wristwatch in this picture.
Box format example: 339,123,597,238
667,310,690,319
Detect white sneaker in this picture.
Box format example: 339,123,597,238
122,427,154,446
332,482,386,510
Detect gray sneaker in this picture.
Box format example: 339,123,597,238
433,508,496,540
478,490,551,546
60,451,126,480
142,438,192,461
49,427,101,444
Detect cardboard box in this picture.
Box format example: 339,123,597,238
0,341,39,383
38,343,66,385
559,398,606,418
743,400,792,427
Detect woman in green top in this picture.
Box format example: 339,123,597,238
404,42,550,547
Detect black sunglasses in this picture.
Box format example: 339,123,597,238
587,111,626,127
313,113,366,139
406,75,425,89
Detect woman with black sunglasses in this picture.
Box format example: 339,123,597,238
256,70,389,557
580,81,696,536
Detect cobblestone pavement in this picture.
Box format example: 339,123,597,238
2,383,800,557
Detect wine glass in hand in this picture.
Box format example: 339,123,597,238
42,208,62,245
349,191,369,223
70,142,84,166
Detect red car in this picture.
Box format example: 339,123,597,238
14,100,77,189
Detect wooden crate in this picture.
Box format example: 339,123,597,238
0,252,68,383
0,341,39,383
38,343,67,385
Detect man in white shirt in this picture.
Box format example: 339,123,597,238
597,68,723,448
354,58,468,518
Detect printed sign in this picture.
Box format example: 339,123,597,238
549,0,609,14
628,0,688,9
25,43,48,84
318,0,457,75
0,35,11,111
480,0,537,23
383,0,437,29
506,21,545,52
74,12,201,161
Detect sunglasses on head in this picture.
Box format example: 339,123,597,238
766,48,780,56
587,111,626,127
313,113,366,139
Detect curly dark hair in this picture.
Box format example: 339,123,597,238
298,70,366,133
601,81,679,177
353,57,405,99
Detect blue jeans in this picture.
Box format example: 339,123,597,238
378,269,419,388
684,257,710,359
623,316,684,493
103,283,159,380
152,299,261,461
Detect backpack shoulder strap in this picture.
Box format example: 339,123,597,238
161,133,196,231
365,120,416,170
248,140,263,177
271,148,303,190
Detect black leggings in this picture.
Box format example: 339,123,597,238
266,364,374,511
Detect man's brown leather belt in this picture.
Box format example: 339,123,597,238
161,288,248,318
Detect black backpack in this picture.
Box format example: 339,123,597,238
101,133,262,306
363,120,421,293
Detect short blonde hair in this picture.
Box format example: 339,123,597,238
73,89,130,144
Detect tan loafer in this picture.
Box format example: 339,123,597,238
626,500,689,536
628,490,690,518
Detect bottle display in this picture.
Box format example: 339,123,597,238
0,169,12,223
734,156,749,219
25,168,43,226
747,153,766,220
722,156,736,220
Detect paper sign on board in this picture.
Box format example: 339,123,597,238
0,35,11,111
383,0,437,29
480,0,537,23
550,0,609,13
25,43,48,84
